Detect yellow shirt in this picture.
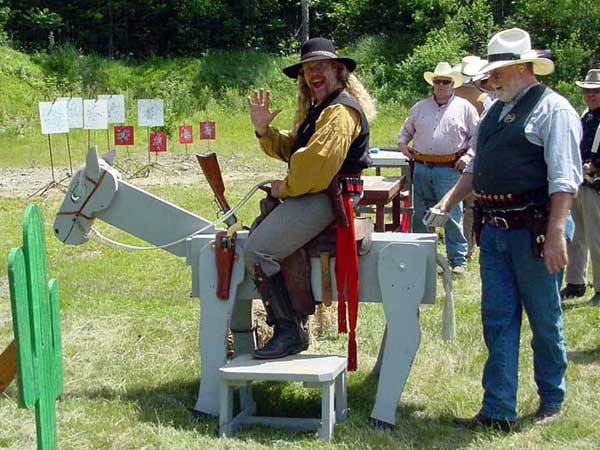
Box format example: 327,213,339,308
258,104,361,198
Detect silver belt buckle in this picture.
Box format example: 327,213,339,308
491,216,509,230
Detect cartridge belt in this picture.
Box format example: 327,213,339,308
338,173,363,196
474,187,548,210
413,149,467,167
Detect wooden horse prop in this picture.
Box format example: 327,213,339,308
53,146,438,428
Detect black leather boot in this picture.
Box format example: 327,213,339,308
253,266,305,359
254,319,305,359
560,283,586,299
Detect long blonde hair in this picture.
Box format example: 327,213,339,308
291,62,377,137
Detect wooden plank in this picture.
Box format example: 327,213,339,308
0,340,16,393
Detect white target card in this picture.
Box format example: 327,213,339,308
39,101,69,134
98,94,125,123
57,96,84,129
83,99,109,130
138,99,164,127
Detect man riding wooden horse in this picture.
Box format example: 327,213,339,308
245,37,377,367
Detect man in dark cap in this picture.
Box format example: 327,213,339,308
244,38,376,360
562,69,600,305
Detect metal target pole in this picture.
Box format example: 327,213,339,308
48,134,56,183
65,133,73,176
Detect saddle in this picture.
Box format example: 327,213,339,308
250,182,374,316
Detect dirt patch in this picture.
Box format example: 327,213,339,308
0,153,278,199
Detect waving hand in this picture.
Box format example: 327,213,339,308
247,88,281,136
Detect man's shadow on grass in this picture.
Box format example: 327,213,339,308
74,370,498,448
568,346,600,364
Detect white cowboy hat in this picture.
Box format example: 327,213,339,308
576,69,600,89
424,62,463,88
473,28,554,76
453,56,488,83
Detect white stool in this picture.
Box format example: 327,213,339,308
218,353,348,441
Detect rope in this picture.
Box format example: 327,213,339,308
85,179,272,251
436,252,456,340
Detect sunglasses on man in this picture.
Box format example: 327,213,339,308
432,79,453,85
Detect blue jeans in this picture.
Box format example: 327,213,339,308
479,224,567,420
412,163,467,267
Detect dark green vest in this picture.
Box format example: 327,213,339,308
291,89,371,174
473,84,550,195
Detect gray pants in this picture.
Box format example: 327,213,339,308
566,185,600,292
243,192,334,277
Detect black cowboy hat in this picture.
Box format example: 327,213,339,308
283,37,357,79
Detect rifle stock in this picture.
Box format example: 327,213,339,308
196,152,237,227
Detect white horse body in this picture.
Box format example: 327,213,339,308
54,147,438,428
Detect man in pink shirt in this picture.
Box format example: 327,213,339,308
398,61,479,274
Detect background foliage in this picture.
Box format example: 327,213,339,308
0,1,597,104
0,0,598,138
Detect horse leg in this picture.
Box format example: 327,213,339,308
192,245,245,417
370,243,427,428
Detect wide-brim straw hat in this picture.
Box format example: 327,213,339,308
424,62,463,88
576,69,600,89
282,37,356,79
472,28,554,76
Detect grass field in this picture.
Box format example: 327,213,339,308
1,46,599,450
1,148,599,449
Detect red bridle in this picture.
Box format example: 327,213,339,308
56,170,108,221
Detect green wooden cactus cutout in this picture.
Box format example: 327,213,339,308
8,204,63,450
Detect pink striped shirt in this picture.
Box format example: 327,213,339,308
397,94,478,155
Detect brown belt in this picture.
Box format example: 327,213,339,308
413,149,466,167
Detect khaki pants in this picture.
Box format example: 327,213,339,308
566,186,600,292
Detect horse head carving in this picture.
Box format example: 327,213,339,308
54,147,119,245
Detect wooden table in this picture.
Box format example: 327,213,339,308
369,148,413,232
358,176,405,232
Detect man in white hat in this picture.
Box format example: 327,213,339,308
398,61,478,275
454,56,493,115
561,69,600,305
434,28,582,431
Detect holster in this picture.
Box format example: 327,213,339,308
473,201,484,246
215,231,236,299
326,176,349,228
529,208,548,258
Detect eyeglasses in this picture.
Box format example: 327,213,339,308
300,61,332,75
432,79,453,85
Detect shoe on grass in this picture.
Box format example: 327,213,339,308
453,412,519,433
560,283,586,299
451,265,466,276
533,405,561,425
588,292,600,306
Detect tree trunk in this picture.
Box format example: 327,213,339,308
300,0,309,43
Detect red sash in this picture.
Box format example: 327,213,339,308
335,175,361,371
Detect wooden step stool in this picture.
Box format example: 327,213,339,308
218,354,348,441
